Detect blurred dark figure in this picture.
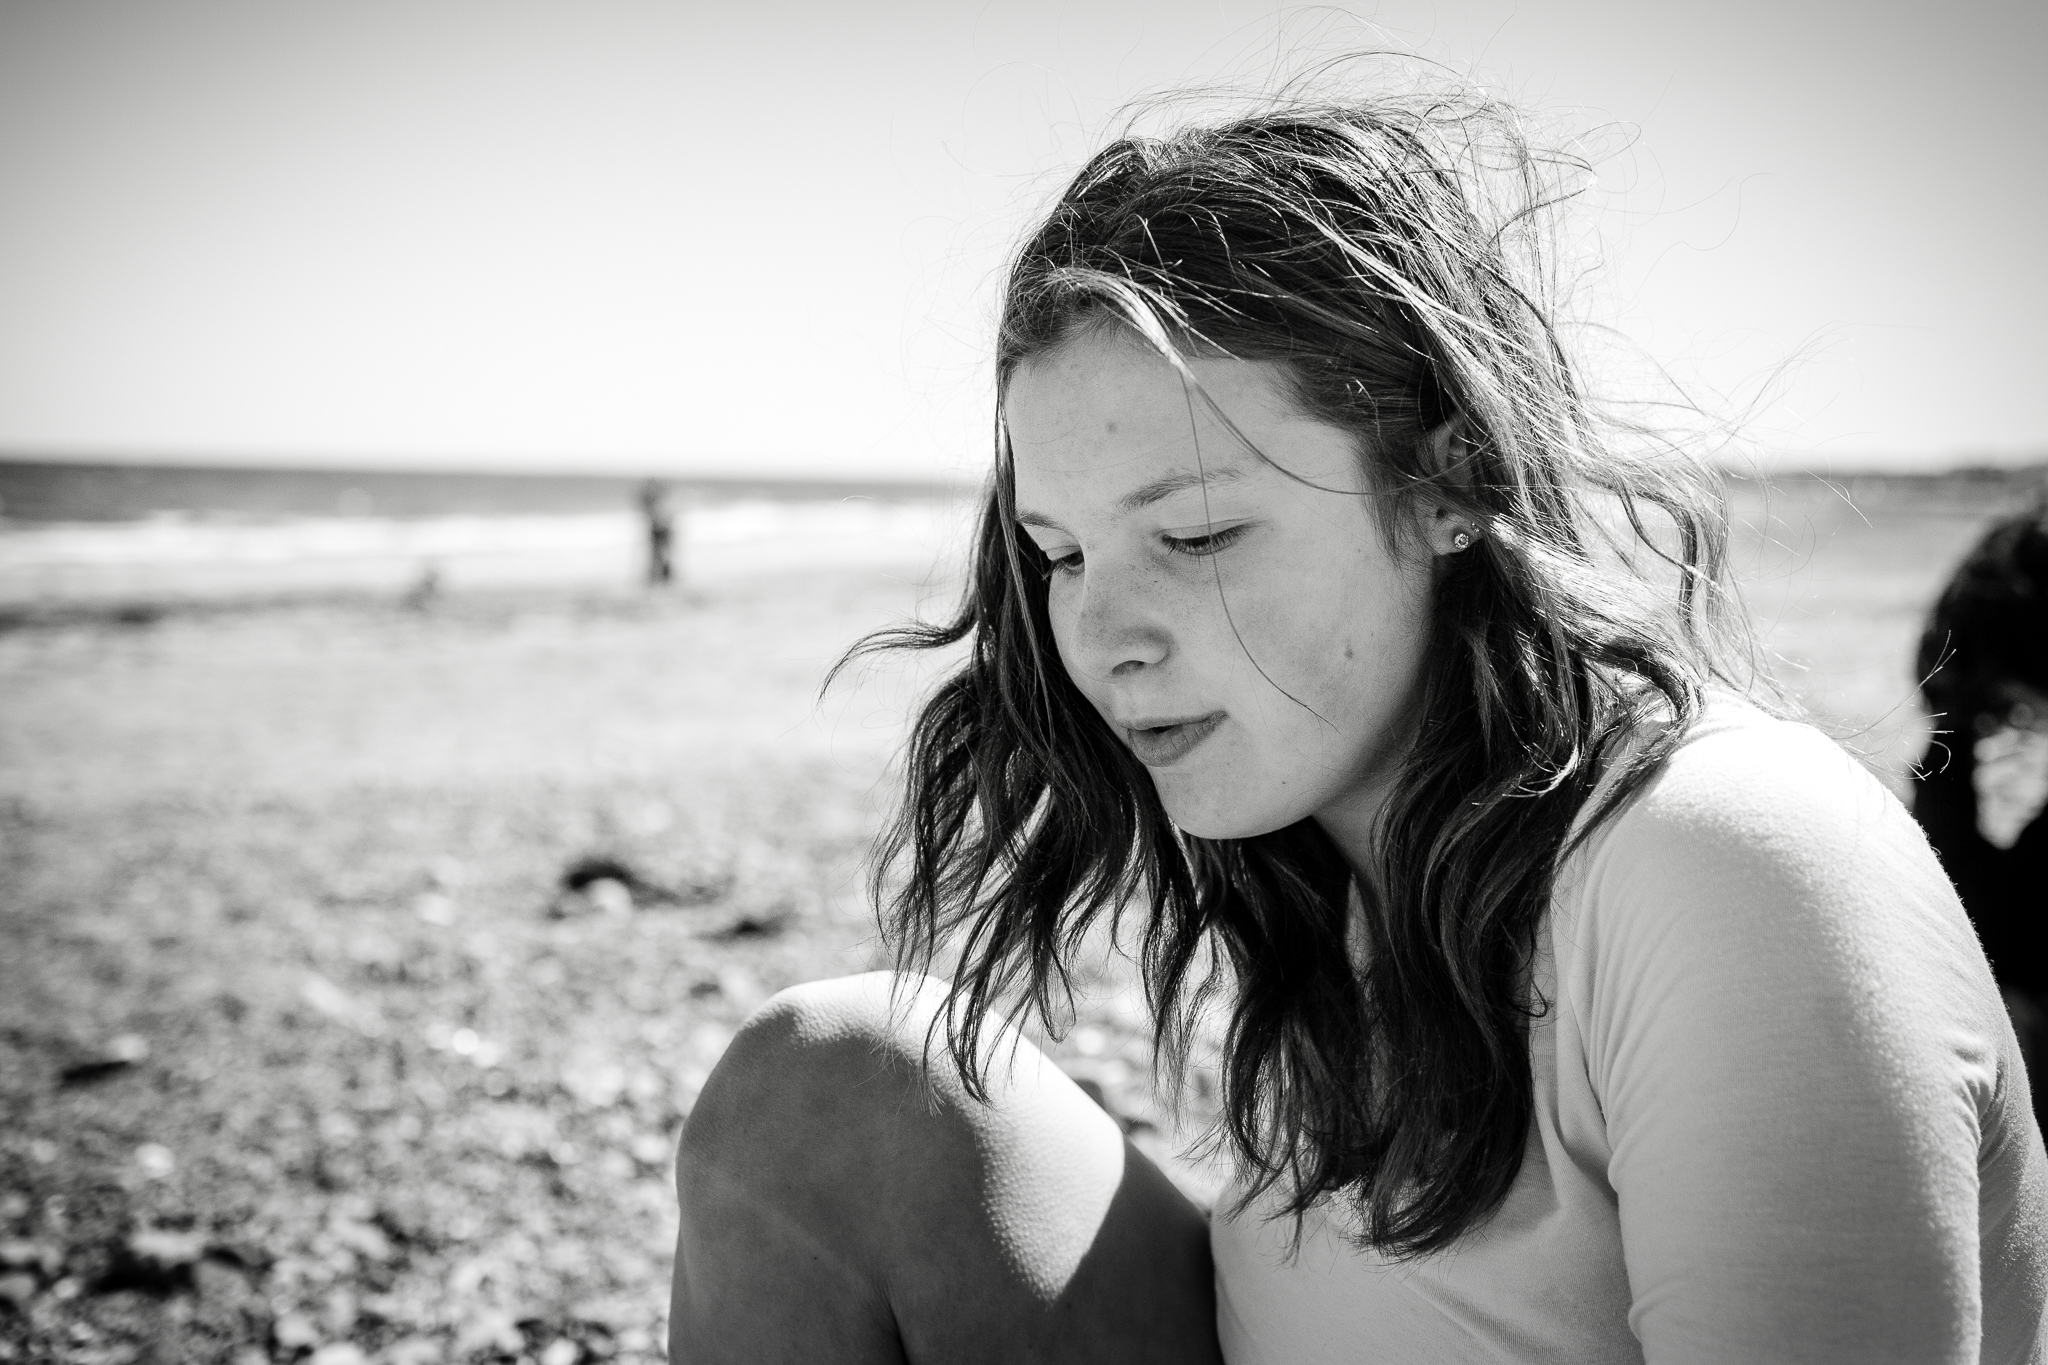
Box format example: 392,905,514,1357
403,560,442,611
1913,499,2048,1116
640,478,678,587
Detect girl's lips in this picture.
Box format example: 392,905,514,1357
1124,713,1225,767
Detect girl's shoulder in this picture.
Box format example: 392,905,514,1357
1558,698,1972,986
1584,697,1917,872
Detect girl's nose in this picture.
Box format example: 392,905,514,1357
1061,554,1172,680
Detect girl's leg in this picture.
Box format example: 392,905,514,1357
670,972,1222,1364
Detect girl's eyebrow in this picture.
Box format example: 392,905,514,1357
1016,466,1252,531
1114,466,1250,513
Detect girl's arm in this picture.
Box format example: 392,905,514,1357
1577,719,2046,1363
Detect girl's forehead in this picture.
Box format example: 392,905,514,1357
1007,333,1365,508
1007,330,1300,437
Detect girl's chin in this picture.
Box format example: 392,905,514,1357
1155,784,1300,842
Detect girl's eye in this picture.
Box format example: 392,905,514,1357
1162,524,1249,557
1040,547,1084,578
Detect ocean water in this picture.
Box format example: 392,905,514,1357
4,459,2042,610
0,459,963,522
0,461,978,605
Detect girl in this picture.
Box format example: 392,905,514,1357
671,90,2047,1363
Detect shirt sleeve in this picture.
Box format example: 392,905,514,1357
1573,719,2031,1363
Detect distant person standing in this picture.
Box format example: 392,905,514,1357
640,479,678,587
1914,499,2048,1109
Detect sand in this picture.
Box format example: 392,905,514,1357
0,470,2036,1363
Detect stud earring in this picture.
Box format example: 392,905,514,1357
1450,529,1473,551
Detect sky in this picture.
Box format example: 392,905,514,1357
0,0,2041,480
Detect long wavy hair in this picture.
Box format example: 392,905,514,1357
844,90,1749,1258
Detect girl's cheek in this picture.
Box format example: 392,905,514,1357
1045,595,1081,669
1049,622,1112,715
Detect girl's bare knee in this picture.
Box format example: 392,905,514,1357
673,973,1207,1360
677,972,943,1191
672,974,931,1362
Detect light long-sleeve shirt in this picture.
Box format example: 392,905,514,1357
1212,705,2048,1363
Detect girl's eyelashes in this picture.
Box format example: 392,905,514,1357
1162,523,1251,557
1025,522,1251,579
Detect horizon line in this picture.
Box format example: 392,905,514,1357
3,449,2045,484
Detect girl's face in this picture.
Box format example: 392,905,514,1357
1005,325,1442,846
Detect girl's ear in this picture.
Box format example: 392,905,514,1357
1414,417,1482,558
